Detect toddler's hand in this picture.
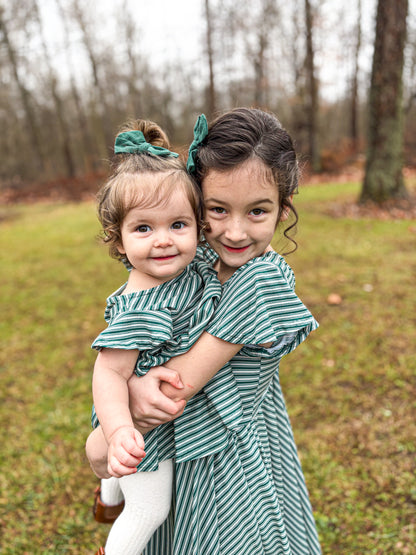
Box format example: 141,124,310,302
107,426,145,478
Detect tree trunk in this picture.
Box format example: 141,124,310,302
350,0,362,151
253,0,278,108
72,0,113,155
0,7,45,172
34,0,75,177
254,33,267,108
56,0,96,172
121,1,143,119
361,0,408,203
204,0,217,119
289,0,307,151
304,0,320,172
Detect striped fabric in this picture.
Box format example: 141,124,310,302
90,261,223,468
143,248,322,554
91,246,321,553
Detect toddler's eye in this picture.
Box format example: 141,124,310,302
172,221,186,230
136,225,151,233
250,208,265,216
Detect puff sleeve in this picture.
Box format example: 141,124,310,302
206,256,318,357
91,308,174,352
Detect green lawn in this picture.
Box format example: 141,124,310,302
0,182,415,554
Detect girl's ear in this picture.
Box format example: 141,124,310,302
280,208,290,222
280,195,294,222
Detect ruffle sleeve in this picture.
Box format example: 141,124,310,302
91,308,174,352
206,256,318,357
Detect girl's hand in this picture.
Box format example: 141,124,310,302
107,426,145,478
128,368,186,430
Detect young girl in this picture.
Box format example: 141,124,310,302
89,108,321,554
89,118,239,555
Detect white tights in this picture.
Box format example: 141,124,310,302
103,460,173,555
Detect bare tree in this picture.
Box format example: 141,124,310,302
33,0,75,177
55,0,96,172
403,12,416,165
286,0,308,150
216,0,280,110
204,0,217,119
0,5,46,172
71,0,112,154
405,52,416,115
361,0,409,203
251,0,279,108
350,0,362,151
304,0,320,172
119,1,144,119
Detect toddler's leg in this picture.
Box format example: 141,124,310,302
93,477,125,524
100,477,124,506
104,459,173,555
86,425,110,478
87,426,125,523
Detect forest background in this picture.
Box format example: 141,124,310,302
0,0,416,554
0,0,415,193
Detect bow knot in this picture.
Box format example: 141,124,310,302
114,131,178,157
186,114,208,173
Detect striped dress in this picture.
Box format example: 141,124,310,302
143,247,322,555
91,261,222,468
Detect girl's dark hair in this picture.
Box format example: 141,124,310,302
194,107,299,253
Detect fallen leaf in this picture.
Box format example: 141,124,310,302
327,293,342,305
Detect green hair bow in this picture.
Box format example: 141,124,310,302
114,131,179,157
186,114,208,173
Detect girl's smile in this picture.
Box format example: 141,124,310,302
222,244,250,253
202,158,284,282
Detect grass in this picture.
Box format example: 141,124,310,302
0,182,415,554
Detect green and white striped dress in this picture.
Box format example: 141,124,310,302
91,261,223,468
143,247,322,555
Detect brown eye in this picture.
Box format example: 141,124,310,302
171,221,186,230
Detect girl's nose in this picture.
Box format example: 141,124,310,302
154,231,173,248
224,218,248,242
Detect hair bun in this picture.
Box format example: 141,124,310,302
119,119,171,150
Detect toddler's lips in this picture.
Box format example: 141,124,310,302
152,254,177,261
223,244,250,253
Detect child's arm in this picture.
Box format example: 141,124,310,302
161,332,242,400
128,332,242,427
93,348,146,476
87,359,188,478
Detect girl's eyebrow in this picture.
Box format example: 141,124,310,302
249,198,275,205
205,197,274,205
204,197,227,204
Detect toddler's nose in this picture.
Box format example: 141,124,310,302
154,231,173,248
